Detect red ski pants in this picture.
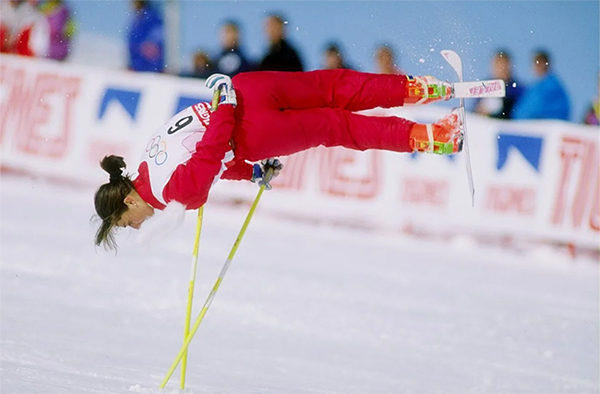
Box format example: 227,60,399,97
231,69,415,161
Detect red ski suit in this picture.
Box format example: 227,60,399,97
133,69,415,210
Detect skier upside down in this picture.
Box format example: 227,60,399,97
94,69,463,249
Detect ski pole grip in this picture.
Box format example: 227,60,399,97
264,167,275,183
258,167,275,191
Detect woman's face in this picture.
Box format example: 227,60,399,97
116,192,154,229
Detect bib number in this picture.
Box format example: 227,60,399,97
167,115,193,135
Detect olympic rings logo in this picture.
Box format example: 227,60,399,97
146,136,168,166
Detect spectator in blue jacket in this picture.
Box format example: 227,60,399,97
513,50,570,121
215,20,254,77
127,0,164,73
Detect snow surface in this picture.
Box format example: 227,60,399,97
1,175,598,393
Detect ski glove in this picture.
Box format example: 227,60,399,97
251,158,284,191
205,73,237,106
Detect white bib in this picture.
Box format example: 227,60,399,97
138,102,233,205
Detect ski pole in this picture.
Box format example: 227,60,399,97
178,86,221,390
180,207,204,390
159,172,272,389
211,85,221,111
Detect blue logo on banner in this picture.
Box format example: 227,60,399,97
98,88,141,120
496,133,543,172
174,96,208,115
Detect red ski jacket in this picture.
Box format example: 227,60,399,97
133,69,413,210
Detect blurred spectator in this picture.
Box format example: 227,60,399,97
39,0,75,61
0,0,18,52
322,41,353,70
583,72,599,126
127,0,164,73
258,13,303,72
374,44,402,75
9,0,50,57
513,49,570,121
181,49,214,79
215,20,253,77
474,50,524,119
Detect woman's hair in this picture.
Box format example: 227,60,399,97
94,155,134,249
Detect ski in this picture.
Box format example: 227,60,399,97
452,79,505,99
441,50,475,206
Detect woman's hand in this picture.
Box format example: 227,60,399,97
251,158,284,191
205,73,237,106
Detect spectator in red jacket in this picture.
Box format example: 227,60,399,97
93,70,462,249
0,0,17,53
9,0,49,57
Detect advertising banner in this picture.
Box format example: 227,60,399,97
1,55,598,248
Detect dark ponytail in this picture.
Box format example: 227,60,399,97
94,155,134,249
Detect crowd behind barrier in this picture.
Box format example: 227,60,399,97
1,55,598,251
1,1,598,252
2,0,598,125
0,0,75,61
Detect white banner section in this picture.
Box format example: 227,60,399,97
1,55,598,249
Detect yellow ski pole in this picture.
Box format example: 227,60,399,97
211,86,221,111
159,177,271,390
178,86,221,390
180,207,203,390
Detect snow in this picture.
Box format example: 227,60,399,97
1,175,598,393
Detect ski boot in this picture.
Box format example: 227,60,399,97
404,75,453,105
409,108,464,155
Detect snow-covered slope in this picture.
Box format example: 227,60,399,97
1,175,598,393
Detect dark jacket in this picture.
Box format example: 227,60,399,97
215,47,254,77
476,77,524,119
258,39,303,72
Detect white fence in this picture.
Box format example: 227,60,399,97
1,55,598,249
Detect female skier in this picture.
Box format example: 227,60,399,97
94,69,462,249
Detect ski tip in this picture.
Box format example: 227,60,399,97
440,49,456,58
441,50,463,81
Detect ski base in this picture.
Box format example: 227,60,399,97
453,79,506,99
441,49,476,207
